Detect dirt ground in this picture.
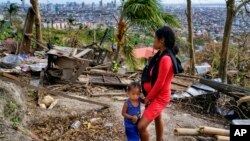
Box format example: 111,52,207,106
0,80,228,141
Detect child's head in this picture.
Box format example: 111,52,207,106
127,82,141,101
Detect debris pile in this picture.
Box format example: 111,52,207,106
174,126,229,141
28,109,124,141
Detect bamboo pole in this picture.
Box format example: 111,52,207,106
174,128,200,136
237,96,250,106
215,135,230,141
200,126,229,136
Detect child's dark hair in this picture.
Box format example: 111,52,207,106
127,82,141,92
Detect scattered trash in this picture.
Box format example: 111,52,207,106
104,122,114,127
112,96,127,101
195,63,211,74
90,117,102,125
38,91,58,110
70,120,81,129
1,54,22,68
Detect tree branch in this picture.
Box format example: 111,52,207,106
235,0,250,13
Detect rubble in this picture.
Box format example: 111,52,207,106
174,126,230,141
28,109,124,141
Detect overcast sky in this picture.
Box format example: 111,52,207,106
4,0,226,4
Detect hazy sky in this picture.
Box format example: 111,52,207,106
4,0,226,4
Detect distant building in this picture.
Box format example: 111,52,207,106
99,0,103,8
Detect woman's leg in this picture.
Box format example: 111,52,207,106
155,113,164,141
138,116,151,141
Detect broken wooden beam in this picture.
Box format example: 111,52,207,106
199,126,229,136
86,65,110,71
91,93,126,97
171,82,190,88
0,72,20,81
0,76,109,108
74,48,93,58
49,91,109,108
176,74,201,79
174,128,200,136
215,135,229,141
82,70,130,77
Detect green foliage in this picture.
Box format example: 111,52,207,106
0,27,13,40
194,38,209,46
112,61,120,72
4,101,18,118
123,44,136,70
11,116,21,127
41,27,114,48
122,0,181,30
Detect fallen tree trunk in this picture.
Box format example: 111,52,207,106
200,78,250,95
215,135,230,141
199,126,229,136
174,128,200,136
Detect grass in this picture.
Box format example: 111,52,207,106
3,101,21,126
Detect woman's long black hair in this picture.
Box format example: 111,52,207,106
155,26,179,55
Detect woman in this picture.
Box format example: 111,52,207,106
138,26,178,141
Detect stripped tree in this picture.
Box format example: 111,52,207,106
30,0,43,50
186,0,196,75
219,0,250,83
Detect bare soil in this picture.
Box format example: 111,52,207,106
0,81,227,141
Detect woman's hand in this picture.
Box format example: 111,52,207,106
144,98,151,106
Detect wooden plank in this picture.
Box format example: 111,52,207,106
70,61,89,83
49,91,109,108
171,82,190,88
91,93,126,97
74,48,93,58
176,74,201,79
0,76,109,108
82,70,130,77
1,72,20,81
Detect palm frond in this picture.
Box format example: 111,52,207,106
122,36,137,70
122,0,164,30
161,12,182,28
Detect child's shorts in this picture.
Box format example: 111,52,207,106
124,121,140,141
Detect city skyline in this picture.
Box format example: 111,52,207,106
3,0,226,4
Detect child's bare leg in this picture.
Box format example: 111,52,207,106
138,116,151,141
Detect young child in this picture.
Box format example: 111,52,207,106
122,82,143,141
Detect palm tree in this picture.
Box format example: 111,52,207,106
0,20,7,30
113,0,180,69
5,3,19,26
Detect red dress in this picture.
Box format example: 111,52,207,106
143,56,174,121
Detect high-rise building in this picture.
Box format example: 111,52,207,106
21,0,25,10
99,0,103,8
82,2,85,8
